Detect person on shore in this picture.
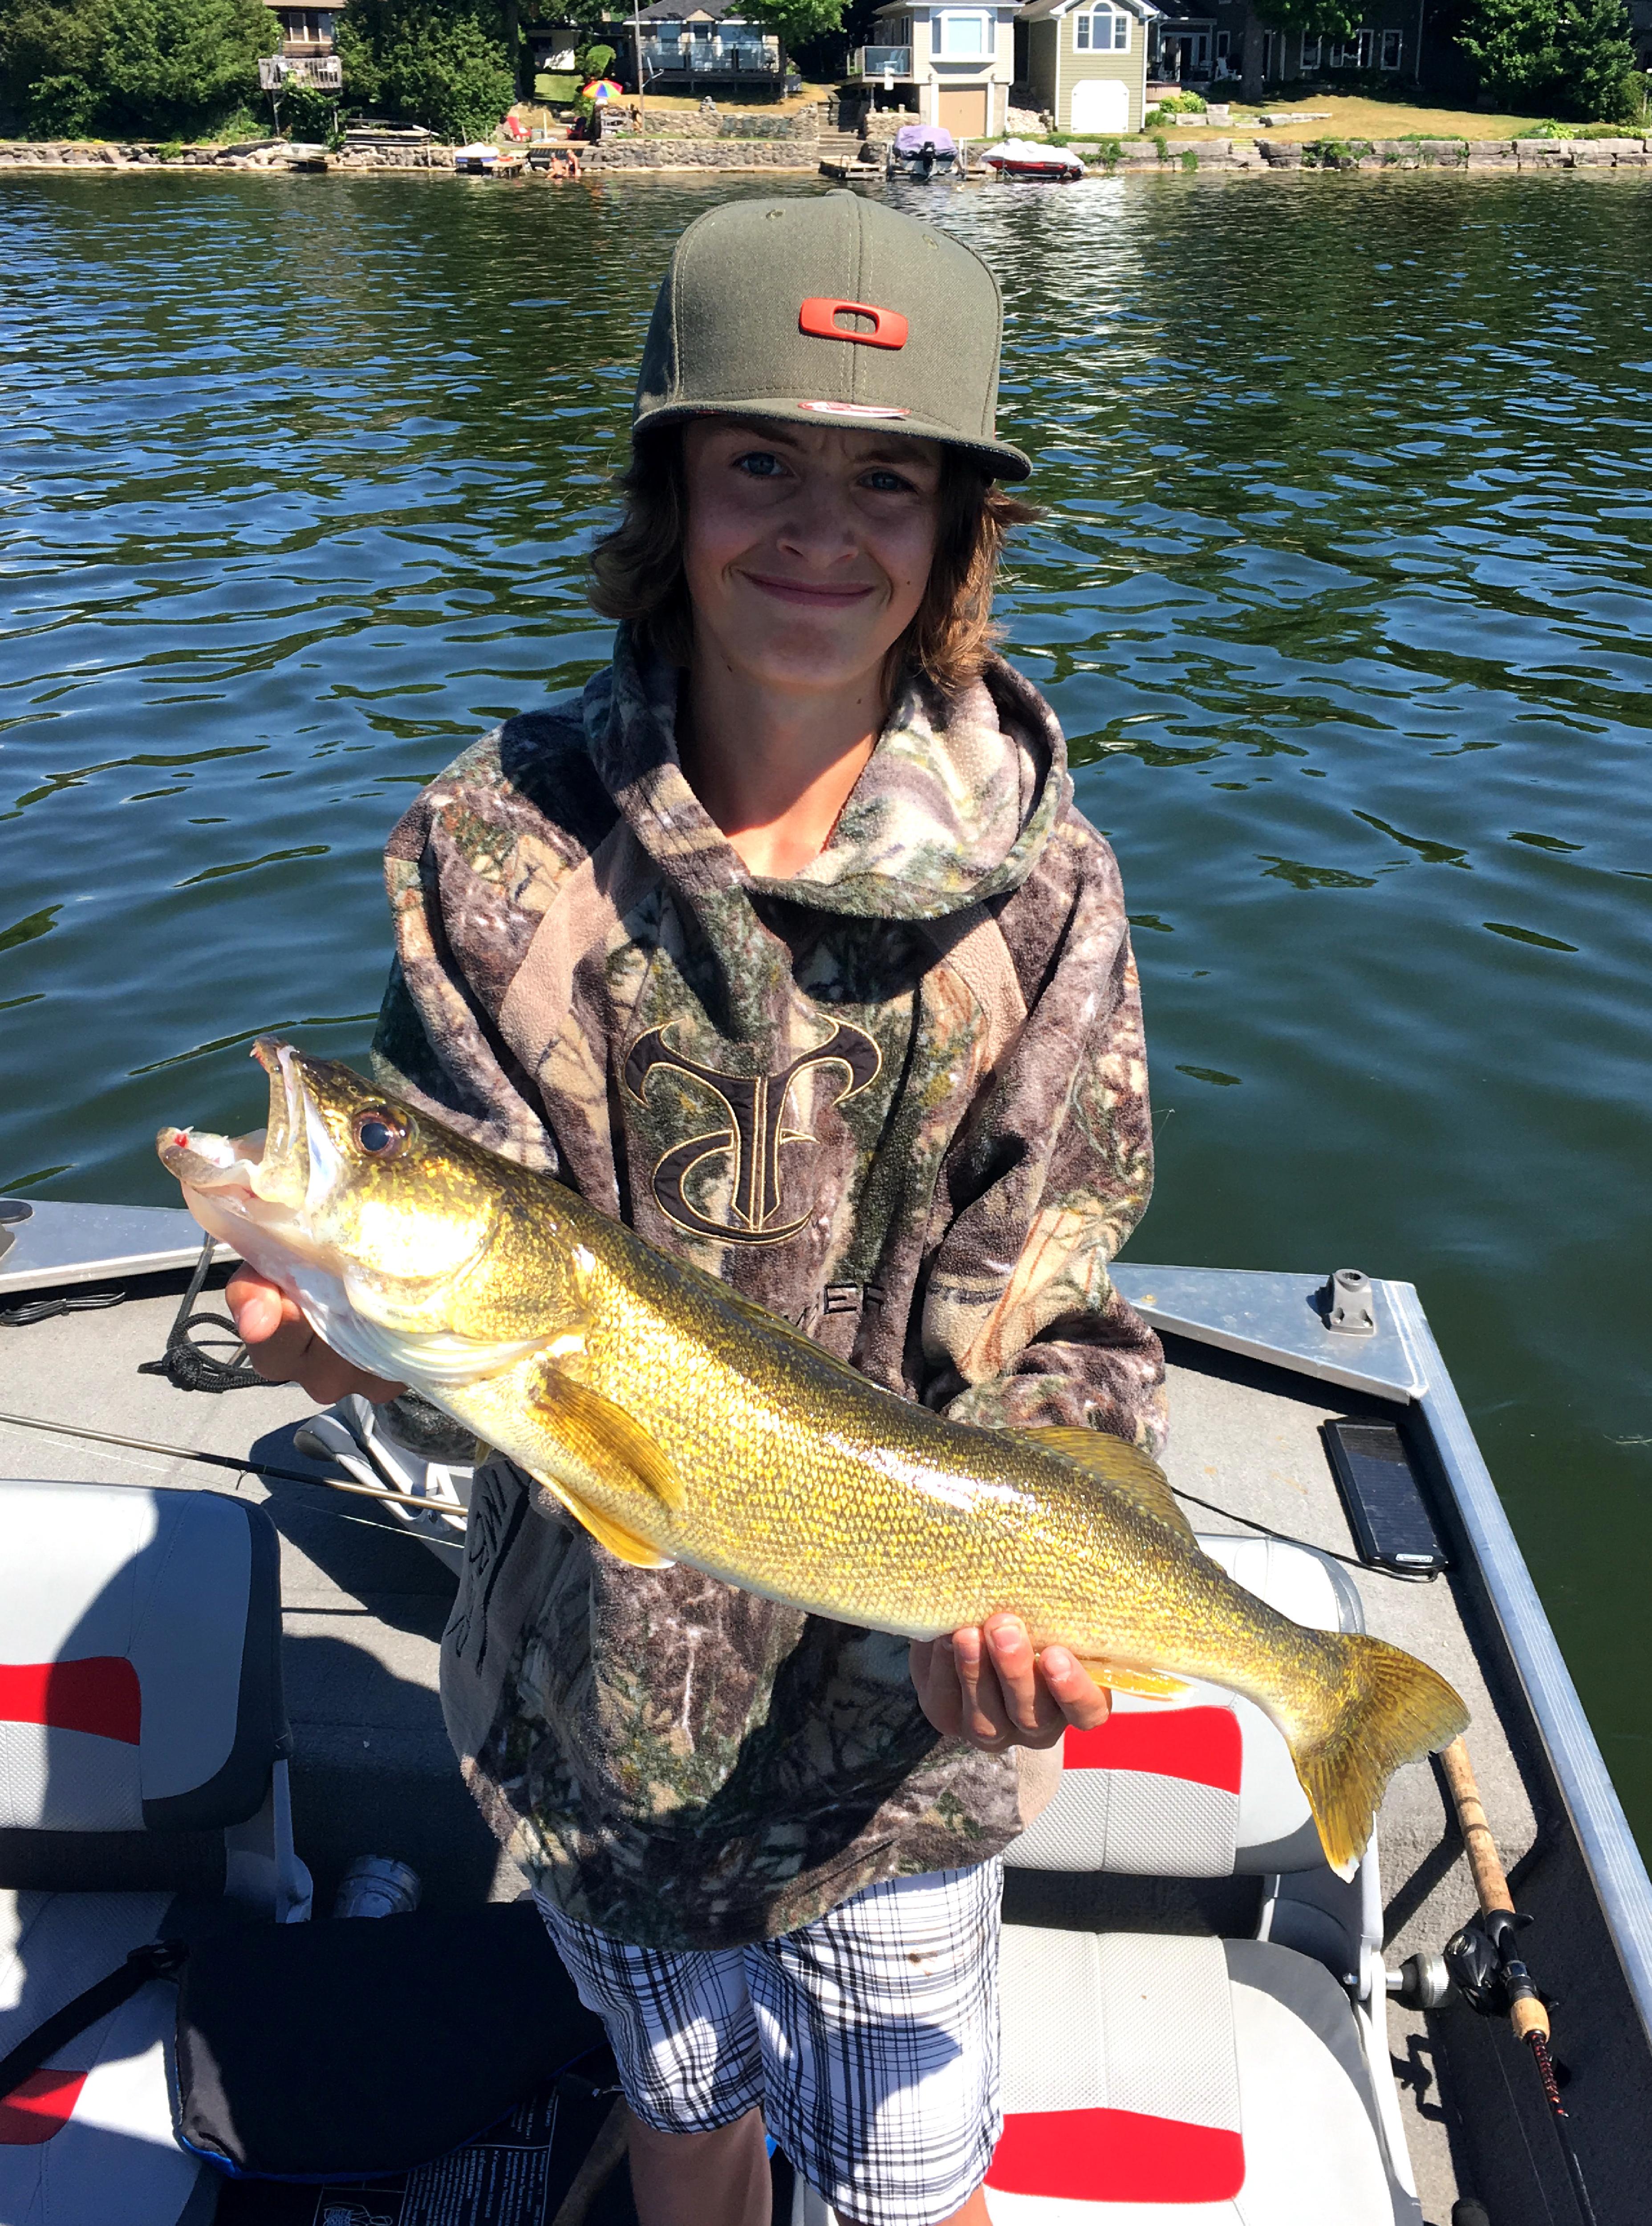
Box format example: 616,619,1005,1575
227,192,1165,2226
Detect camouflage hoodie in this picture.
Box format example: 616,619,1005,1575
373,625,1166,1949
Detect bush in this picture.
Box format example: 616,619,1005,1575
335,0,514,141
1457,0,1638,122
0,0,278,139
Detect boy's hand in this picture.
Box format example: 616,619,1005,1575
909,1615,1111,1751
226,1266,405,1405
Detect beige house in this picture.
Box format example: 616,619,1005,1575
849,2,1020,138
1013,0,1156,134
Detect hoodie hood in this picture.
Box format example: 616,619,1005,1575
582,625,1069,924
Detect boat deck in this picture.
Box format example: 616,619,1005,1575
0,1262,1646,2223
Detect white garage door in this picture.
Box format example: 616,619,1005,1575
1071,77,1129,133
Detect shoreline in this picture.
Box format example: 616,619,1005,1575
2,134,1649,179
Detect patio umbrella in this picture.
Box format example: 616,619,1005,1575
581,77,623,101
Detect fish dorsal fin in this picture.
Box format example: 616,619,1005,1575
531,1369,686,1513
530,1472,675,1568
1018,1426,1197,1543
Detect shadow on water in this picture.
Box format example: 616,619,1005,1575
1,168,1651,1847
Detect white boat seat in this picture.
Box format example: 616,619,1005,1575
0,1479,308,2226
1007,1536,1364,1881
986,1929,1415,2225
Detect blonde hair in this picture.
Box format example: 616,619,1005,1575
588,427,1036,697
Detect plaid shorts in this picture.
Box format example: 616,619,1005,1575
538,1857,1003,2226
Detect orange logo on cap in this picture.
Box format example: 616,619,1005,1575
798,298,909,350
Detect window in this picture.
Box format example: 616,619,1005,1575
938,10,989,54
1380,26,1403,65
1328,28,1373,65
1215,28,1229,56
1075,1,1128,52
1300,33,1321,66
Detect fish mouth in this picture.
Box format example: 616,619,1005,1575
155,1036,325,1261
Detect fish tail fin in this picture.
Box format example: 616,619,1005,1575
1285,1634,1468,1879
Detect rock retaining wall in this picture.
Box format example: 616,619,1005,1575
585,137,817,168
3,132,1649,177
639,110,821,141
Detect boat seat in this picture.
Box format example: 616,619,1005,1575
790,1534,1421,2226
0,1479,308,2226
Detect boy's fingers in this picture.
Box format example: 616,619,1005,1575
982,1615,1061,1739
1038,1646,1112,1730
908,1639,962,1736
950,1627,1012,1747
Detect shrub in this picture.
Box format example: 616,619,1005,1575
335,0,515,142
1457,0,1638,123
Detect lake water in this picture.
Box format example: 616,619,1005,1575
3,168,1650,1844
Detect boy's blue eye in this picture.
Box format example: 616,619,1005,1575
865,470,913,493
735,451,783,477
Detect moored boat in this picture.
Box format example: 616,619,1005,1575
0,1206,1647,2222
452,142,525,177
981,138,1086,182
887,123,958,181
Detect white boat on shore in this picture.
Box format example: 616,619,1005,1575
0,1204,1646,2222
980,138,1087,183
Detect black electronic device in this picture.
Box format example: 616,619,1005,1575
1323,1419,1449,1576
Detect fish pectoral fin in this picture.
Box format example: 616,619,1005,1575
530,1369,686,1512
531,1472,676,1569
1018,1426,1197,1543
1072,1657,1190,1701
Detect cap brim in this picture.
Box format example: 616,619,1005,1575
634,397,1032,483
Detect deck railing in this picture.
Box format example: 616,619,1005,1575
638,40,782,74
847,45,913,77
259,54,343,89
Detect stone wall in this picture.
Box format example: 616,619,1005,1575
4,131,1650,178
586,137,819,168
639,110,821,141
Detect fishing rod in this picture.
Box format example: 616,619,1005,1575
0,1409,465,1548
1440,1735,1598,2226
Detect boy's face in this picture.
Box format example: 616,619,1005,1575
680,416,944,700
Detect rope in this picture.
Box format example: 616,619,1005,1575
136,1231,268,1393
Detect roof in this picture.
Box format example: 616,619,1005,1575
1015,0,1160,20
635,0,756,20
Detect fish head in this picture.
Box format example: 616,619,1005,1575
157,1039,577,1368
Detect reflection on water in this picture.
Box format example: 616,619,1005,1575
3,169,1651,1838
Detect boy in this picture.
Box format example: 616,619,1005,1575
230,192,1165,2226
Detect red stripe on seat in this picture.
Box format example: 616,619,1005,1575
0,1659,142,1745
987,2106,1245,2204
0,2070,88,2145
1062,1706,1242,1795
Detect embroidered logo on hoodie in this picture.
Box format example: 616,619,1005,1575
624,1020,881,1243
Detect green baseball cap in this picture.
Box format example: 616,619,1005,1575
633,190,1031,483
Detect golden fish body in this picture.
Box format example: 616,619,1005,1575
160,1039,1468,1875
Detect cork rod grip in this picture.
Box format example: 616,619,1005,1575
1440,1734,1512,1914
1440,1734,1551,2043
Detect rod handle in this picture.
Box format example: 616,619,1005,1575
1440,1735,1513,1916
1512,1994,1552,2043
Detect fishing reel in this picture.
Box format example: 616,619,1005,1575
1444,1907,1546,2022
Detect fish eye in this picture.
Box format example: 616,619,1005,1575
353,1109,407,1160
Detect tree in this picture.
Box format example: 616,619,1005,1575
0,0,278,138
335,0,515,138
736,0,844,64
1236,0,1360,102
99,0,279,132
1457,0,1638,116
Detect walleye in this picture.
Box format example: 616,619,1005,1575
160,1038,1468,1876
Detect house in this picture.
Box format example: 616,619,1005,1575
632,0,791,96
844,3,1020,139
257,4,343,92
1149,0,1420,86
1013,0,1156,135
